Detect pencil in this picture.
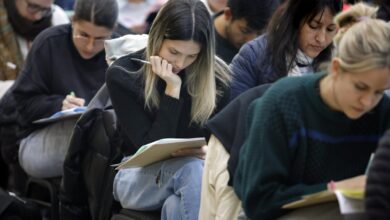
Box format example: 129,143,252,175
131,58,151,65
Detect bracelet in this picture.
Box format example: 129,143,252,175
327,180,336,190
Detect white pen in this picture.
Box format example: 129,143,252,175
6,62,16,70
131,58,151,65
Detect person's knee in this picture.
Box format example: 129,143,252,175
19,143,66,178
162,194,181,218
181,158,203,174
176,158,204,182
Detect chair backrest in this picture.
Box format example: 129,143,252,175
60,84,123,220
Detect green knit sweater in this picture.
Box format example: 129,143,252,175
234,73,390,219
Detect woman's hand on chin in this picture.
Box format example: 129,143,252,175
150,56,182,99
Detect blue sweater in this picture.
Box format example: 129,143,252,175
234,73,390,219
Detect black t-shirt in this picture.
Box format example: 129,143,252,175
13,24,108,133
213,11,239,64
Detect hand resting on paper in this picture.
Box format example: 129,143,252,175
329,175,366,191
171,145,208,160
62,95,85,110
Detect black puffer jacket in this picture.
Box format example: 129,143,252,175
366,129,390,220
60,84,125,220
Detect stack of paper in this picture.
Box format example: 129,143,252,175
283,188,365,214
282,190,336,209
115,137,206,169
335,189,365,214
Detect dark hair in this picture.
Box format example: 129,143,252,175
265,0,342,77
73,0,118,29
227,0,280,31
374,0,390,22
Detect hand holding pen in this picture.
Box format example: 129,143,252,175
131,57,182,99
62,91,85,110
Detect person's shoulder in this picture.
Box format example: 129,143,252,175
32,24,71,48
37,23,70,38
107,50,145,85
109,50,144,72
277,73,320,87
376,94,390,113
234,34,268,63
244,34,268,51
265,74,317,100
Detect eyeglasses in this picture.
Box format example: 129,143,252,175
73,32,111,47
24,0,53,17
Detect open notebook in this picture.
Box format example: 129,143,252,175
283,188,365,214
32,107,87,125
115,137,206,169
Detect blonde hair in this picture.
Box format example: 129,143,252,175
142,0,230,125
333,2,378,46
335,19,390,73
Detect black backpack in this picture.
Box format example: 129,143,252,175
60,84,161,220
60,84,123,220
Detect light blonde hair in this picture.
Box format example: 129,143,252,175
335,19,390,73
333,2,378,46
142,0,230,125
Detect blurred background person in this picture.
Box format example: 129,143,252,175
0,0,68,193
11,0,118,179
229,0,342,100
0,0,69,91
116,0,167,34
213,0,280,64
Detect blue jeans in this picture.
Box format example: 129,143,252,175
113,156,204,220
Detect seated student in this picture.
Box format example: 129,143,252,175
0,0,69,85
199,83,271,220
233,19,390,220
333,2,378,46
105,0,231,219
0,0,69,192
11,0,118,179
229,0,342,100
117,0,167,34
212,0,280,64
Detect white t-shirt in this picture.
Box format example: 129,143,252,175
117,0,166,28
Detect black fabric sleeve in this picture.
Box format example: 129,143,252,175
12,37,63,124
106,63,184,150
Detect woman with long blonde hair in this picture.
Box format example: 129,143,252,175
106,0,230,219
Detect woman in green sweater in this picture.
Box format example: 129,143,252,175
234,19,390,219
